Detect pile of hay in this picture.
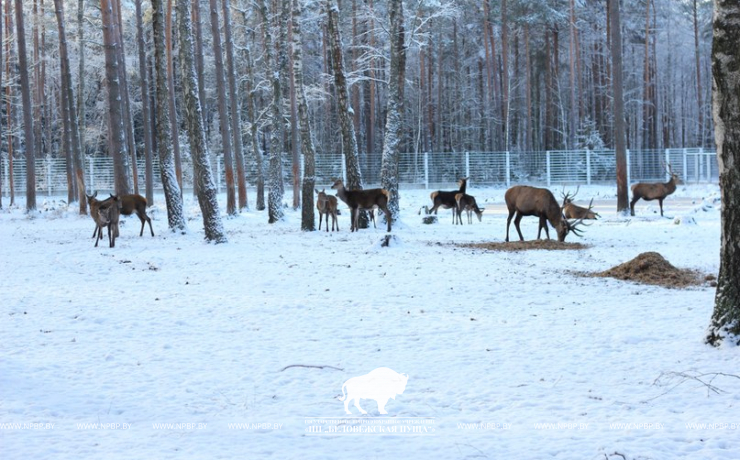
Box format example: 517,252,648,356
461,239,589,252
592,252,703,288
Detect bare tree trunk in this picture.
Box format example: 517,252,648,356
501,0,509,149
608,0,628,213
136,0,155,205
568,0,578,147
77,0,85,162
192,0,207,133
100,0,131,195
5,0,14,206
286,0,299,210
15,0,36,210
326,0,365,226
151,0,186,230
694,0,704,147
240,37,265,211
525,23,532,152
257,0,284,223
364,0,376,161
177,0,225,242
53,0,86,214
379,0,405,223
166,0,182,190
707,0,740,346
292,0,316,231
0,0,3,209
221,0,248,210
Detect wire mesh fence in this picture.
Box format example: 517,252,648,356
1,148,718,198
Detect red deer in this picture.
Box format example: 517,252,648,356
504,185,590,242
429,177,468,224
86,192,120,248
118,194,154,236
630,163,680,216
454,193,484,224
331,179,392,232
316,188,339,232
561,186,599,220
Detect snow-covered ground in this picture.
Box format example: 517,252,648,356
1,183,737,460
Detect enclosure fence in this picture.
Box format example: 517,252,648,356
1,148,717,198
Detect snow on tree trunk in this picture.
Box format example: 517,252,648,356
239,39,265,211
135,0,155,206
706,0,740,346
292,0,316,231
151,0,186,231
177,0,226,243
380,0,406,222
208,0,237,216
100,0,130,197
257,0,284,223
326,0,366,227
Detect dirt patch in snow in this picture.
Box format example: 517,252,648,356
590,252,705,288
461,239,590,252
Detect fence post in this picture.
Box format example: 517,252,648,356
505,151,511,187
341,154,347,183
683,148,688,183
586,150,591,185
703,147,710,182
424,152,429,189
665,148,671,180
626,149,631,185
546,151,551,186
46,155,52,196
694,149,699,183
465,151,470,180
88,156,94,193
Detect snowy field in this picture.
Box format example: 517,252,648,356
1,183,738,460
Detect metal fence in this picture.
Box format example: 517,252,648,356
0,148,718,197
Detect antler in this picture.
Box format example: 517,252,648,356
566,198,594,237
560,185,580,206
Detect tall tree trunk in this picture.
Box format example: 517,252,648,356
136,0,155,205
326,0,365,225
568,0,578,147
608,0,628,212
0,0,3,209
707,0,740,346
166,0,182,189
112,0,138,194
379,0,405,222
501,0,509,149
285,0,299,210
5,0,14,206
77,0,85,162
192,0,207,133
292,0,316,231
239,36,265,211
16,0,36,210
525,23,532,152
100,0,131,195
208,0,236,215
53,0,86,214
221,0,248,210
693,0,704,147
364,0,376,161
151,0,186,230
257,0,284,223
177,0,225,242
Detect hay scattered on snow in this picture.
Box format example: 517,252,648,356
591,252,703,288
461,239,589,252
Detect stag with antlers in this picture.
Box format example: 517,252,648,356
505,185,591,242
561,186,599,220
630,163,680,216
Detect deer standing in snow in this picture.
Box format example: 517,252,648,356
331,179,392,232
504,185,590,242
630,163,680,216
316,188,339,232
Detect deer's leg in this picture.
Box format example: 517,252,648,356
514,214,525,241
505,209,515,242
382,206,392,232
146,215,154,236
630,196,638,216
658,198,664,216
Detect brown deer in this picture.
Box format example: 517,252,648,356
86,192,120,248
454,193,484,224
561,186,599,220
630,163,680,216
316,188,339,232
331,179,392,232
504,185,590,242
118,194,154,236
429,177,468,224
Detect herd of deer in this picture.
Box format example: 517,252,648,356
85,164,680,247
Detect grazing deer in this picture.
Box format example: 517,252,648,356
630,163,680,216
561,186,599,220
331,179,392,232
504,185,590,242
454,193,484,224
429,177,468,224
316,188,339,232
117,194,154,236
86,192,120,248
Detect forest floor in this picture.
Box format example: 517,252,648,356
1,183,738,460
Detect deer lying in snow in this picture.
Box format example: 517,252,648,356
630,162,680,216
331,179,392,232
86,192,121,248
316,188,339,232
504,185,590,242
429,177,469,224
561,186,599,220
455,193,484,224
